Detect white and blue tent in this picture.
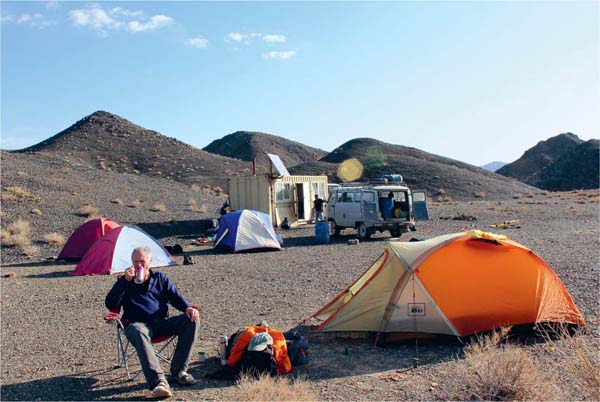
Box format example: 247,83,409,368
214,209,282,252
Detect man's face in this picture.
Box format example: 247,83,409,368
132,251,151,270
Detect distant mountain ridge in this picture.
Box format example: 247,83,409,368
203,131,327,170
480,161,507,172
497,133,599,190
15,111,252,185
291,138,536,200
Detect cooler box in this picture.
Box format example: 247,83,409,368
315,221,329,244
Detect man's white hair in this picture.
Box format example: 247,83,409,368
131,246,152,261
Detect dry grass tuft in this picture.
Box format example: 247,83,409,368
130,200,143,209
1,219,34,253
150,203,167,212
3,186,38,201
30,208,42,216
43,232,65,245
543,329,600,401
439,328,558,401
191,184,201,193
233,373,317,401
187,198,197,207
213,186,224,195
110,198,124,205
76,205,100,218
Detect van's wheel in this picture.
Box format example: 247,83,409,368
357,223,371,240
390,228,401,238
329,220,340,236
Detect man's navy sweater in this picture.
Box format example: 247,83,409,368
105,270,190,324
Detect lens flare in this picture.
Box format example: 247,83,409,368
337,158,364,182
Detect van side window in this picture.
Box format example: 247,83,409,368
342,192,355,202
354,192,362,202
362,192,375,202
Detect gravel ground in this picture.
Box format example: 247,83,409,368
1,194,599,401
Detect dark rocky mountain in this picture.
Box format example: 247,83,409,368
203,131,327,170
291,138,536,200
15,111,252,186
496,133,583,182
528,139,599,191
480,161,507,172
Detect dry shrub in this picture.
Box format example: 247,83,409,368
202,184,212,194
21,244,39,256
439,328,557,401
77,205,100,218
544,329,600,401
213,186,223,195
191,184,201,193
1,219,33,251
188,198,197,207
233,373,317,401
43,232,65,245
130,200,142,208
189,204,208,213
3,186,38,200
111,198,124,205
150,203,167,212
30,208,42,216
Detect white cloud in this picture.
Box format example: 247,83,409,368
262,50,296,60
127,15,172,32
262,34,286,43
69,5,172,34
185,36,209,48
227,32,247,42
69,7,121,31
110,7,143,18
9,13,56,28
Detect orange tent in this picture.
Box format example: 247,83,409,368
309,231,584,337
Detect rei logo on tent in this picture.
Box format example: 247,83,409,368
408,303,426,316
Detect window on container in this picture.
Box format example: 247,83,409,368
275,183,291,202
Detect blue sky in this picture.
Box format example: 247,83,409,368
1,1,598,166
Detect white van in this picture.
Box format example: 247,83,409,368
326,184,428,239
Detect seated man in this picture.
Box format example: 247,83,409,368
105,246,200,398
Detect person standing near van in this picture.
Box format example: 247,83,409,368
313,194,325,222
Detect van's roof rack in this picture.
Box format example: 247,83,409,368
333,174,406,187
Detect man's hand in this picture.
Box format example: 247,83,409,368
186,306,200,322
124,266,135,282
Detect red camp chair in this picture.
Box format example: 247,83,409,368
104,305,201,381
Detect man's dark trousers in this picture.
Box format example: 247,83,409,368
125,314,198,388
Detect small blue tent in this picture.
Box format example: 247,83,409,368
214,209,282,252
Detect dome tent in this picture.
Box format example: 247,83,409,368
214,209,282,252
309,231,584,339
59,217,120,259
70,226,176,276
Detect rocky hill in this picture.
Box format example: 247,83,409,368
16,111,252,187
203,131,327,170
291,138,536,200
496,133,584,183
480,161,507,172
527,139,599,191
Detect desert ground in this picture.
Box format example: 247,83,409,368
1,192,599,401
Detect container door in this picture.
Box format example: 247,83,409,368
412,190,430,221
361,190,378,222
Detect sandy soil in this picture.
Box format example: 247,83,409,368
1,196,598,401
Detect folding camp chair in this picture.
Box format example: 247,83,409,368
104,305,201,381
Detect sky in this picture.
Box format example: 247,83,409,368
1,1,598,166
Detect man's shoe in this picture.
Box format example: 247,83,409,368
174,371,196,385
152,381,173,398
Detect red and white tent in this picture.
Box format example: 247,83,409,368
70,226,176,276
59,217,120,259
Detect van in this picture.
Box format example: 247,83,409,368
326,183,428,239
